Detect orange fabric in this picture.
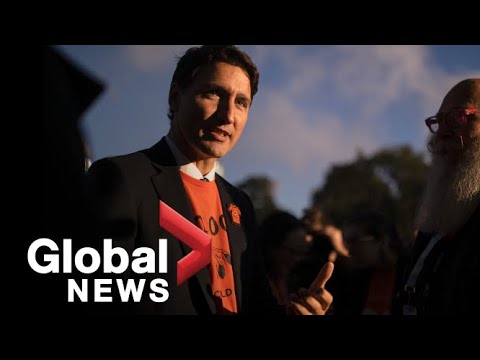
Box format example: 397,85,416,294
180,172,238,314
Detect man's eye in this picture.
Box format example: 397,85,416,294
236,98,248,107
206,90,220,98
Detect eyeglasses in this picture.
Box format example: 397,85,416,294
425,107,478,134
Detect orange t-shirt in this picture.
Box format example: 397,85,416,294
180,172,238,314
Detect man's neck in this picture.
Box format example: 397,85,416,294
166,131,216,176
193,159,216,176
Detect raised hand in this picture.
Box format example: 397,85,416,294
289,261,334,315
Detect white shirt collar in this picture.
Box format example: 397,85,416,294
165,135,216,181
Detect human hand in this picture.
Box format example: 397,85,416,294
289,261,334,315
324,225,349,257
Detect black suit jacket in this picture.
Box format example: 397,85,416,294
401,205,480,315
86,137,278,314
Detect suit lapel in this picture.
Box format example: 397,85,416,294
147,138,216,314
216,178,246,311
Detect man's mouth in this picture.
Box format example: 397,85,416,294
213,128,229,136
203,127,231,142
434,137,463,155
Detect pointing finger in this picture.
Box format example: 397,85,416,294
309,261,334,291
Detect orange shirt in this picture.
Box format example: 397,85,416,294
180,172,238,314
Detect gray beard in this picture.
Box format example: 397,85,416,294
416,139,480,235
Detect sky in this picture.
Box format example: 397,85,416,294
56,45,480,217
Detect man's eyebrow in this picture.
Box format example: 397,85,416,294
236,93,251,104
201,83,227,93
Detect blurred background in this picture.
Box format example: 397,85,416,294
56,45,480,244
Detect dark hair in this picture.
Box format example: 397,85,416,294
167,45,259,121
259,211,304,251
343,210,401,253
301,207,332,232
259,211,305,277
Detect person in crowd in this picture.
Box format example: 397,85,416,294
401,78,479,315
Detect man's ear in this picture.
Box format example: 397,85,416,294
169,83,180,114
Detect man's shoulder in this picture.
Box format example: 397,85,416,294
215,173,249,200
90,138,172,171
87,146,160,184
215,173,233,187
94,150,149,167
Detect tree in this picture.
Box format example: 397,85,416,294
311,145,428,246
237,175,279,224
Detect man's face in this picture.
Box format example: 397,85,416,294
430,82,480,162
169,62,252,160
343,224,381,269
417,79,480,234
273,227,310,274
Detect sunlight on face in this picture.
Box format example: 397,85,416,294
170,62,252,161
430,79,480,161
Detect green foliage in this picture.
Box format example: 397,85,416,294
311,145,429,246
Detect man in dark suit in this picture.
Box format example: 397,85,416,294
402,78,479,315
86,45,333,315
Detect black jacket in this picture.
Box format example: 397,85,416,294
401,205,480,315
85,137,277,315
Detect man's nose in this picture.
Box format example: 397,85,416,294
218,98,235,124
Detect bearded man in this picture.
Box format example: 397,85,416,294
402,78,479,315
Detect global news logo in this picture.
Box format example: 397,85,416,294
27,201,212,303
